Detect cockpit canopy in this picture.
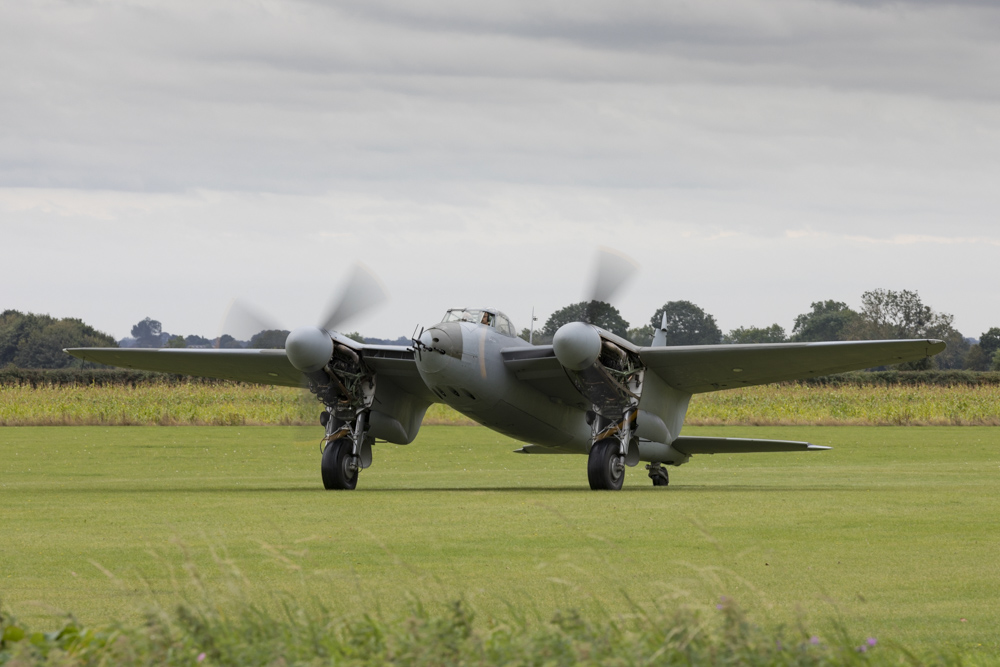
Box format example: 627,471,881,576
441,309,517,337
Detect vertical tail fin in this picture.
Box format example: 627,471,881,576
651,313,668,347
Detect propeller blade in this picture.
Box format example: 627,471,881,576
319,263,388,332
217,298,284,346
587,247,638,305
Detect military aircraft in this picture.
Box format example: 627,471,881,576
66,256,945,491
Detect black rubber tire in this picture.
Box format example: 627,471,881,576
321,438,358,490
651,471,669,487
587,439,625,490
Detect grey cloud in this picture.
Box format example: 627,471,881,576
1,0,999,240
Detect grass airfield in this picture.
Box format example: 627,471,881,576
2,424,999,658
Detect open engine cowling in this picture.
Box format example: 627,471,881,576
552,322,644,419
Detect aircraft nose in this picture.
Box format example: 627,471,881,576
415,322,463,372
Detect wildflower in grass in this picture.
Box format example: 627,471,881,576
810,636,820,645
197,652,206,662
857,637,877,653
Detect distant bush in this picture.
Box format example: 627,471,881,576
0,368,228,387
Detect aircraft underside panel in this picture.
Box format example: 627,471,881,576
500,348,590,407
461,400,577,449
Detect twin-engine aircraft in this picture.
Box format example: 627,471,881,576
67,258,945,491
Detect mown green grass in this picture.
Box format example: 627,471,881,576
2,425,998,662
3,381,1000,426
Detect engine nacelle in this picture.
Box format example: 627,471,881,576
552,321,602,371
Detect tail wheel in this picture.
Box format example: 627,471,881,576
322,438,359,490
647,463,670,487
587,439,625,490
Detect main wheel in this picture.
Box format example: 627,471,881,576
321,438,359,490
587,439,625,490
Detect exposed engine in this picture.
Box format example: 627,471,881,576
306,341,376,422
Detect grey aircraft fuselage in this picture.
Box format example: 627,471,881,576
414,316,693,466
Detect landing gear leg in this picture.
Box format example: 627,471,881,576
319,408,370,490
587,409,637,491
646,462,669,487
588,439,625,490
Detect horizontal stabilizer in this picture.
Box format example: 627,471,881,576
671,436,829,455
514,444,571,455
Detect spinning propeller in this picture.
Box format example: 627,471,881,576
553,247,639,371
219,263,388,374
587,246,639,307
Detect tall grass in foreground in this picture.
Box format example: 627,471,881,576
4,601,954,666
0,576,966,667
3,382,998,427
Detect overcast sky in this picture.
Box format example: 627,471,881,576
3,0,998,342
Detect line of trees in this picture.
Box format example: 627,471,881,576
526,289,1000,371
122,318,396,351
5,289,999,371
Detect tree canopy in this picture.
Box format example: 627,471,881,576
980,327,1000,360
0,310,117,369
648,301,721,346
791,300,860,342
725,324,786,344
847,289,952,340
542,301,629,339
130,317,164,347
249,329,290,349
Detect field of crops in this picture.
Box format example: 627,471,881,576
689,382,1000,426
2,381,998,426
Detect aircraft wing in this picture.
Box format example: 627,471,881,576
638,339,946,394
64,345,436,401
503,339,945,401
64,347,306,387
